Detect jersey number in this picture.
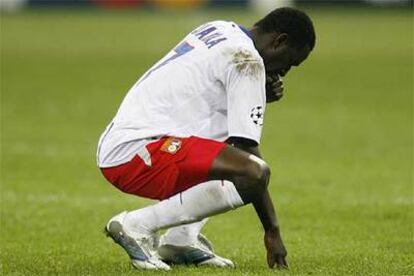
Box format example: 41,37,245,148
141,41,194,82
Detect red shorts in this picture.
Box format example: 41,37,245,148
100,136,226,200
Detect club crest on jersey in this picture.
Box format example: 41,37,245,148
161,137,182,154
250,106,264,126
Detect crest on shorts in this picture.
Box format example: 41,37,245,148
161,137,182,154
250,106,264,126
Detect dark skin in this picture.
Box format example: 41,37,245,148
250,26,311,102
208,28,312,269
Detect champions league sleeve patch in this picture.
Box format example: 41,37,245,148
250,106,264,126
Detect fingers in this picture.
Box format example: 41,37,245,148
271,81,283,99
264,230,288,269
266,73,281,82
267,251,276,268
283,258,289,268
275,256,288,269
266,74,284,102
266,75,274,83
267,254,288,270
268,84,283,101
268,253,288,269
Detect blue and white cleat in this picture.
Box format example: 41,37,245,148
157,233,235,268
105,211,171,271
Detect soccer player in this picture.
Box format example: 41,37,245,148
97,7,315,270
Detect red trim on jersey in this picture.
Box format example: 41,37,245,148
100,136,226,200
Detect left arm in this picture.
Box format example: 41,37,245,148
223,48,287,268
226,137,288,269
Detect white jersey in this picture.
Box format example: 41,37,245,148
97,21,266,168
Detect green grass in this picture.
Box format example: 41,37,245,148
1,7,413,275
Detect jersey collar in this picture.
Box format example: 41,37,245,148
238,25,253,41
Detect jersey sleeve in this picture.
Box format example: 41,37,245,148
223,48,266,144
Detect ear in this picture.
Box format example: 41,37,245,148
273,33,289,48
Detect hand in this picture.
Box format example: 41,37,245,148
264,229,288,269
265,74,284,103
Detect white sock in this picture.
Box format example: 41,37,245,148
161,219,209,246
123,180,244,237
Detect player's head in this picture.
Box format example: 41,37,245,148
253,7,316,76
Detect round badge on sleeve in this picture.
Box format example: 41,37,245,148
250,106,264,126
161,137,182,154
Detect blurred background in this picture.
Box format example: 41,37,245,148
0,0,413,12
1,0,413,275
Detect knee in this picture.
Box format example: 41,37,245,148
244,155,271,188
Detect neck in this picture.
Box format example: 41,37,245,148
249,27,266,57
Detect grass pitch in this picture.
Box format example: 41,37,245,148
1,7,413,275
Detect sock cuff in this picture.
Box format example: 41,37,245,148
221,180,244,208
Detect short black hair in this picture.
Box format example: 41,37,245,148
254,7,316,51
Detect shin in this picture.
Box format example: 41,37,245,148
123,180,244,237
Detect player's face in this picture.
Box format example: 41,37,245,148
263,34,311,77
